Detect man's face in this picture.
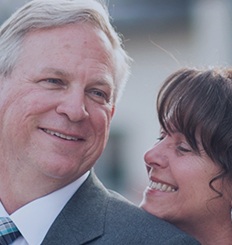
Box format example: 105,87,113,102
0,23,115,188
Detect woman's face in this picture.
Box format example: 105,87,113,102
140,130,232,229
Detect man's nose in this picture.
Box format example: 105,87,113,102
56,90,89,122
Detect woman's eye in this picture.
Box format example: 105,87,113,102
157,136,164,141
176,145,192,153
156,131,167,142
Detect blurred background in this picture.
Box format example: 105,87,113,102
1,0,232,204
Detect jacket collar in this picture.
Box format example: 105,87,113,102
42,170,108,244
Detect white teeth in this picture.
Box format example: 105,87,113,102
43,129,80,141
149,181,177,192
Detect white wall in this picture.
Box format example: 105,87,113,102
1,0,231,204
107,0,232,204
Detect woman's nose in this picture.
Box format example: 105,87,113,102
144,141,169,169
56,90,89,122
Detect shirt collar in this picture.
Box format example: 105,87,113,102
0,171,89,245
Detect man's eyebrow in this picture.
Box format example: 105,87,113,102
41,67,71,77
40,68,115,89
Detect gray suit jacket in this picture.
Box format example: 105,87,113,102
41,170,200,245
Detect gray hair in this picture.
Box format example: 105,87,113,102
0,0,131,103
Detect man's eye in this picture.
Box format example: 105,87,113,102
92,90,107,98
88,89,111,104
38,78,66,89
46,78,63,85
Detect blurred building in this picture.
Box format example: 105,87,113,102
96,0,232,204
1,0,232,204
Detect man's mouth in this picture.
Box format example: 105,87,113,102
149,180,177,192
42,128,83,141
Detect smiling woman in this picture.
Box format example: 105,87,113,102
140,67,232,245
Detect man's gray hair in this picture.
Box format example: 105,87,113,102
0,0,131,103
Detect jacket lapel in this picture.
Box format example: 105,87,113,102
42,170,108,244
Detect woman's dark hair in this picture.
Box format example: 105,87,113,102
157,67,232,196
